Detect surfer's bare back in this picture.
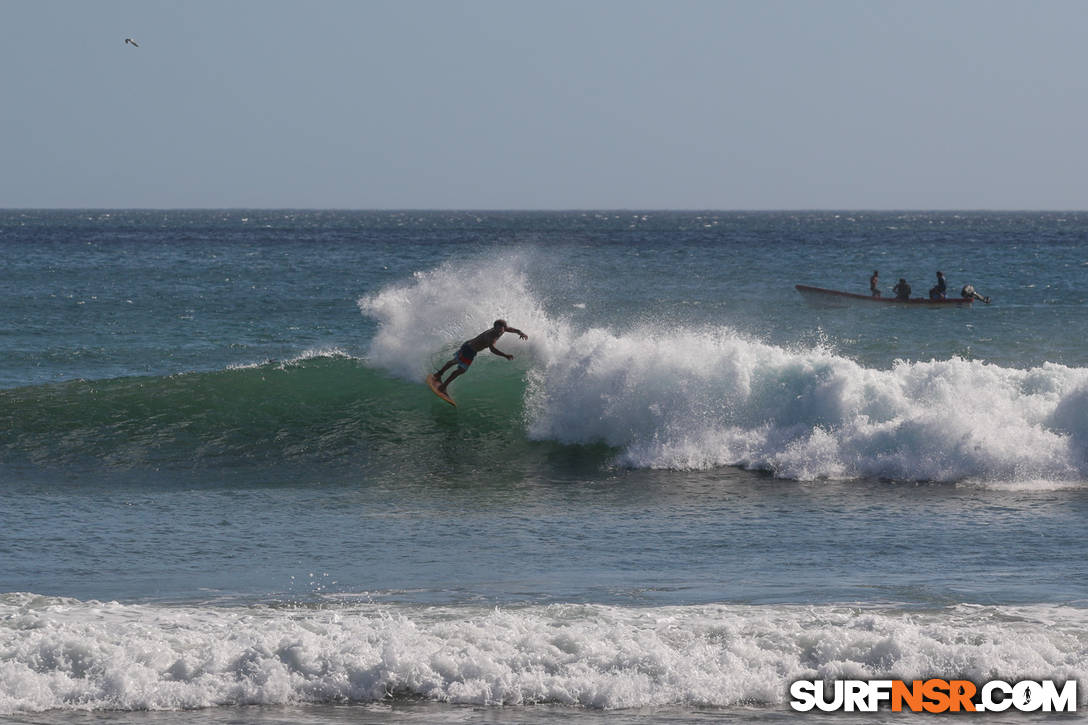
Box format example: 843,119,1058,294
433,319,528,393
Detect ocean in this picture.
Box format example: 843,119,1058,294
1,210,1086,723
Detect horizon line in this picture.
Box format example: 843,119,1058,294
3,207,1087,214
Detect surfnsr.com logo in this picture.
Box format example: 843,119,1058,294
790,679,1077,713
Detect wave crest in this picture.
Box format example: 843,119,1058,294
356,255,1088,484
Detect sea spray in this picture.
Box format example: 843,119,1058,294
357,251,563,381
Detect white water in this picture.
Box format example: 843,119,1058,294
2,594,1085,714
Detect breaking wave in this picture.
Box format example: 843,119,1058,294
359,254,1088,485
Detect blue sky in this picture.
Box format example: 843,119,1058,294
2,0,1085,209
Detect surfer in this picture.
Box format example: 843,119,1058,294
893,278,911,300
432,319,528,393
870,270,881,297
961,284,991,304
929,270,947,300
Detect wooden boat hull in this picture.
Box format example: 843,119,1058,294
795,284,973,307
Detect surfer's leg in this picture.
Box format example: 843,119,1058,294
440,344,475,389
438,369,463,392
434,358,456,380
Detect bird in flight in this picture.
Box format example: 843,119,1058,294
124,38,139,47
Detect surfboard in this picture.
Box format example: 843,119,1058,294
426,374,456,406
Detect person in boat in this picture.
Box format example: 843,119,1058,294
929,270,947,300
893,278,911,300
961,284,991,304
870,270,881,297
432,319,528,393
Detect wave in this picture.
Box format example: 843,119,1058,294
11,341,1086,485
1,593,1084,714
0,351,445,470
358,253,1088,485
7,252,1088,485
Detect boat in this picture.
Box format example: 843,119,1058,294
795,284,974,307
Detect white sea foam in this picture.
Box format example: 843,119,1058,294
359,255,1088,484
527,327,1088,483
1,594,1084,714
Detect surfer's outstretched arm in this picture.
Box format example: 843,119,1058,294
505,326,528,340
489,345,513,360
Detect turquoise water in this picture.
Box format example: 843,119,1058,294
1,211,1086,720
